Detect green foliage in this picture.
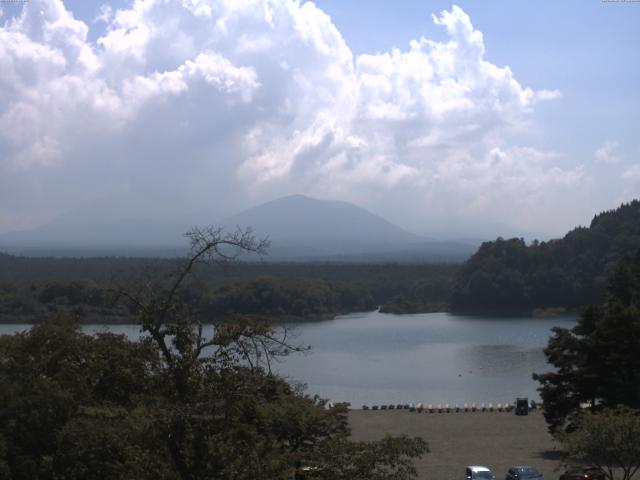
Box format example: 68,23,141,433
0,318,427,480
559,407,640,480
533,250,640,433
451,201,640,312
203,276,376,319
380,276,451,313
315,434,429,480
0,318,161,479
53,406,171,480
0,228,428,480
0,256,458,322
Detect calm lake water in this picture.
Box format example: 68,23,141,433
0,310,576,407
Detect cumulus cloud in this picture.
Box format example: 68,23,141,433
93,5,112,24
594,140,622,164
0,0,589,237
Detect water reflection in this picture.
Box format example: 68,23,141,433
459,344,546,376
275,311,574,405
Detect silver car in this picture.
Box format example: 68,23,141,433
466,466,496,480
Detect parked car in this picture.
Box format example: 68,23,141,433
515,397,529,415
505,466,543,480
466,466,496,480
559,465,605,480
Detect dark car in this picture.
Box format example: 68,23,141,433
559,466,605,480
515,397,529,415
505,466,543,480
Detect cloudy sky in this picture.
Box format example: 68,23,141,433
1,0,638,239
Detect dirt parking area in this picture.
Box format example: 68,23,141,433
349,409,564,480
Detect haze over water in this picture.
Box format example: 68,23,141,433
1,311,576,407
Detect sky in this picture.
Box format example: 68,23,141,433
0,0,638,240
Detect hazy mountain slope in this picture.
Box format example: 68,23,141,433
0,194,477,261
0,217,190,247
222,194,420,244
0,194,220,250
219,195,478,261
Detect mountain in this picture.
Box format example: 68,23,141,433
0,194,478,261
0,217,188,247
0,198,219,256
0,190,231,256
222,194,419,244
221,195,477,261
450,200,640,313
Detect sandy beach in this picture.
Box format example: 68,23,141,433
349,409,564,480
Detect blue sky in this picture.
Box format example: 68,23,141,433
319,0,640,192
0,0,638,239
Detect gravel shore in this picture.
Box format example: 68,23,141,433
349,409,564,480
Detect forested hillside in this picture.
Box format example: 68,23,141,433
451,200,640,313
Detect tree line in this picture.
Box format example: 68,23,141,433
0,254,458,322
451,200,640,313
534,248,640,480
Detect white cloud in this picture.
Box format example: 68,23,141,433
0,0,589,237
533,89,562,102
94,5,112,24
594,140,622,164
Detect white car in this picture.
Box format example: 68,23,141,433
466,466,496,480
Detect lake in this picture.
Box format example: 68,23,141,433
0,310,576,407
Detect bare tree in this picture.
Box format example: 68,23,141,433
113,226,300,395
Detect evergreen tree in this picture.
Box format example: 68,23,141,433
452,200,640,313
533,250,640,433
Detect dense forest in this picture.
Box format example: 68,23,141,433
533,248,640,433
451,201,640,313
0,254,457,322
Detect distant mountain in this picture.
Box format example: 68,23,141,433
450,200,640,313
221,195,476,261
0,207,217,258
0,194,478,261
222,194,420,244
0,217,189,247
0,192,227,255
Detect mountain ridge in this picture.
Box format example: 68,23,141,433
221,194,422,244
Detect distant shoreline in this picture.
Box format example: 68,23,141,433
0,307,578,325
